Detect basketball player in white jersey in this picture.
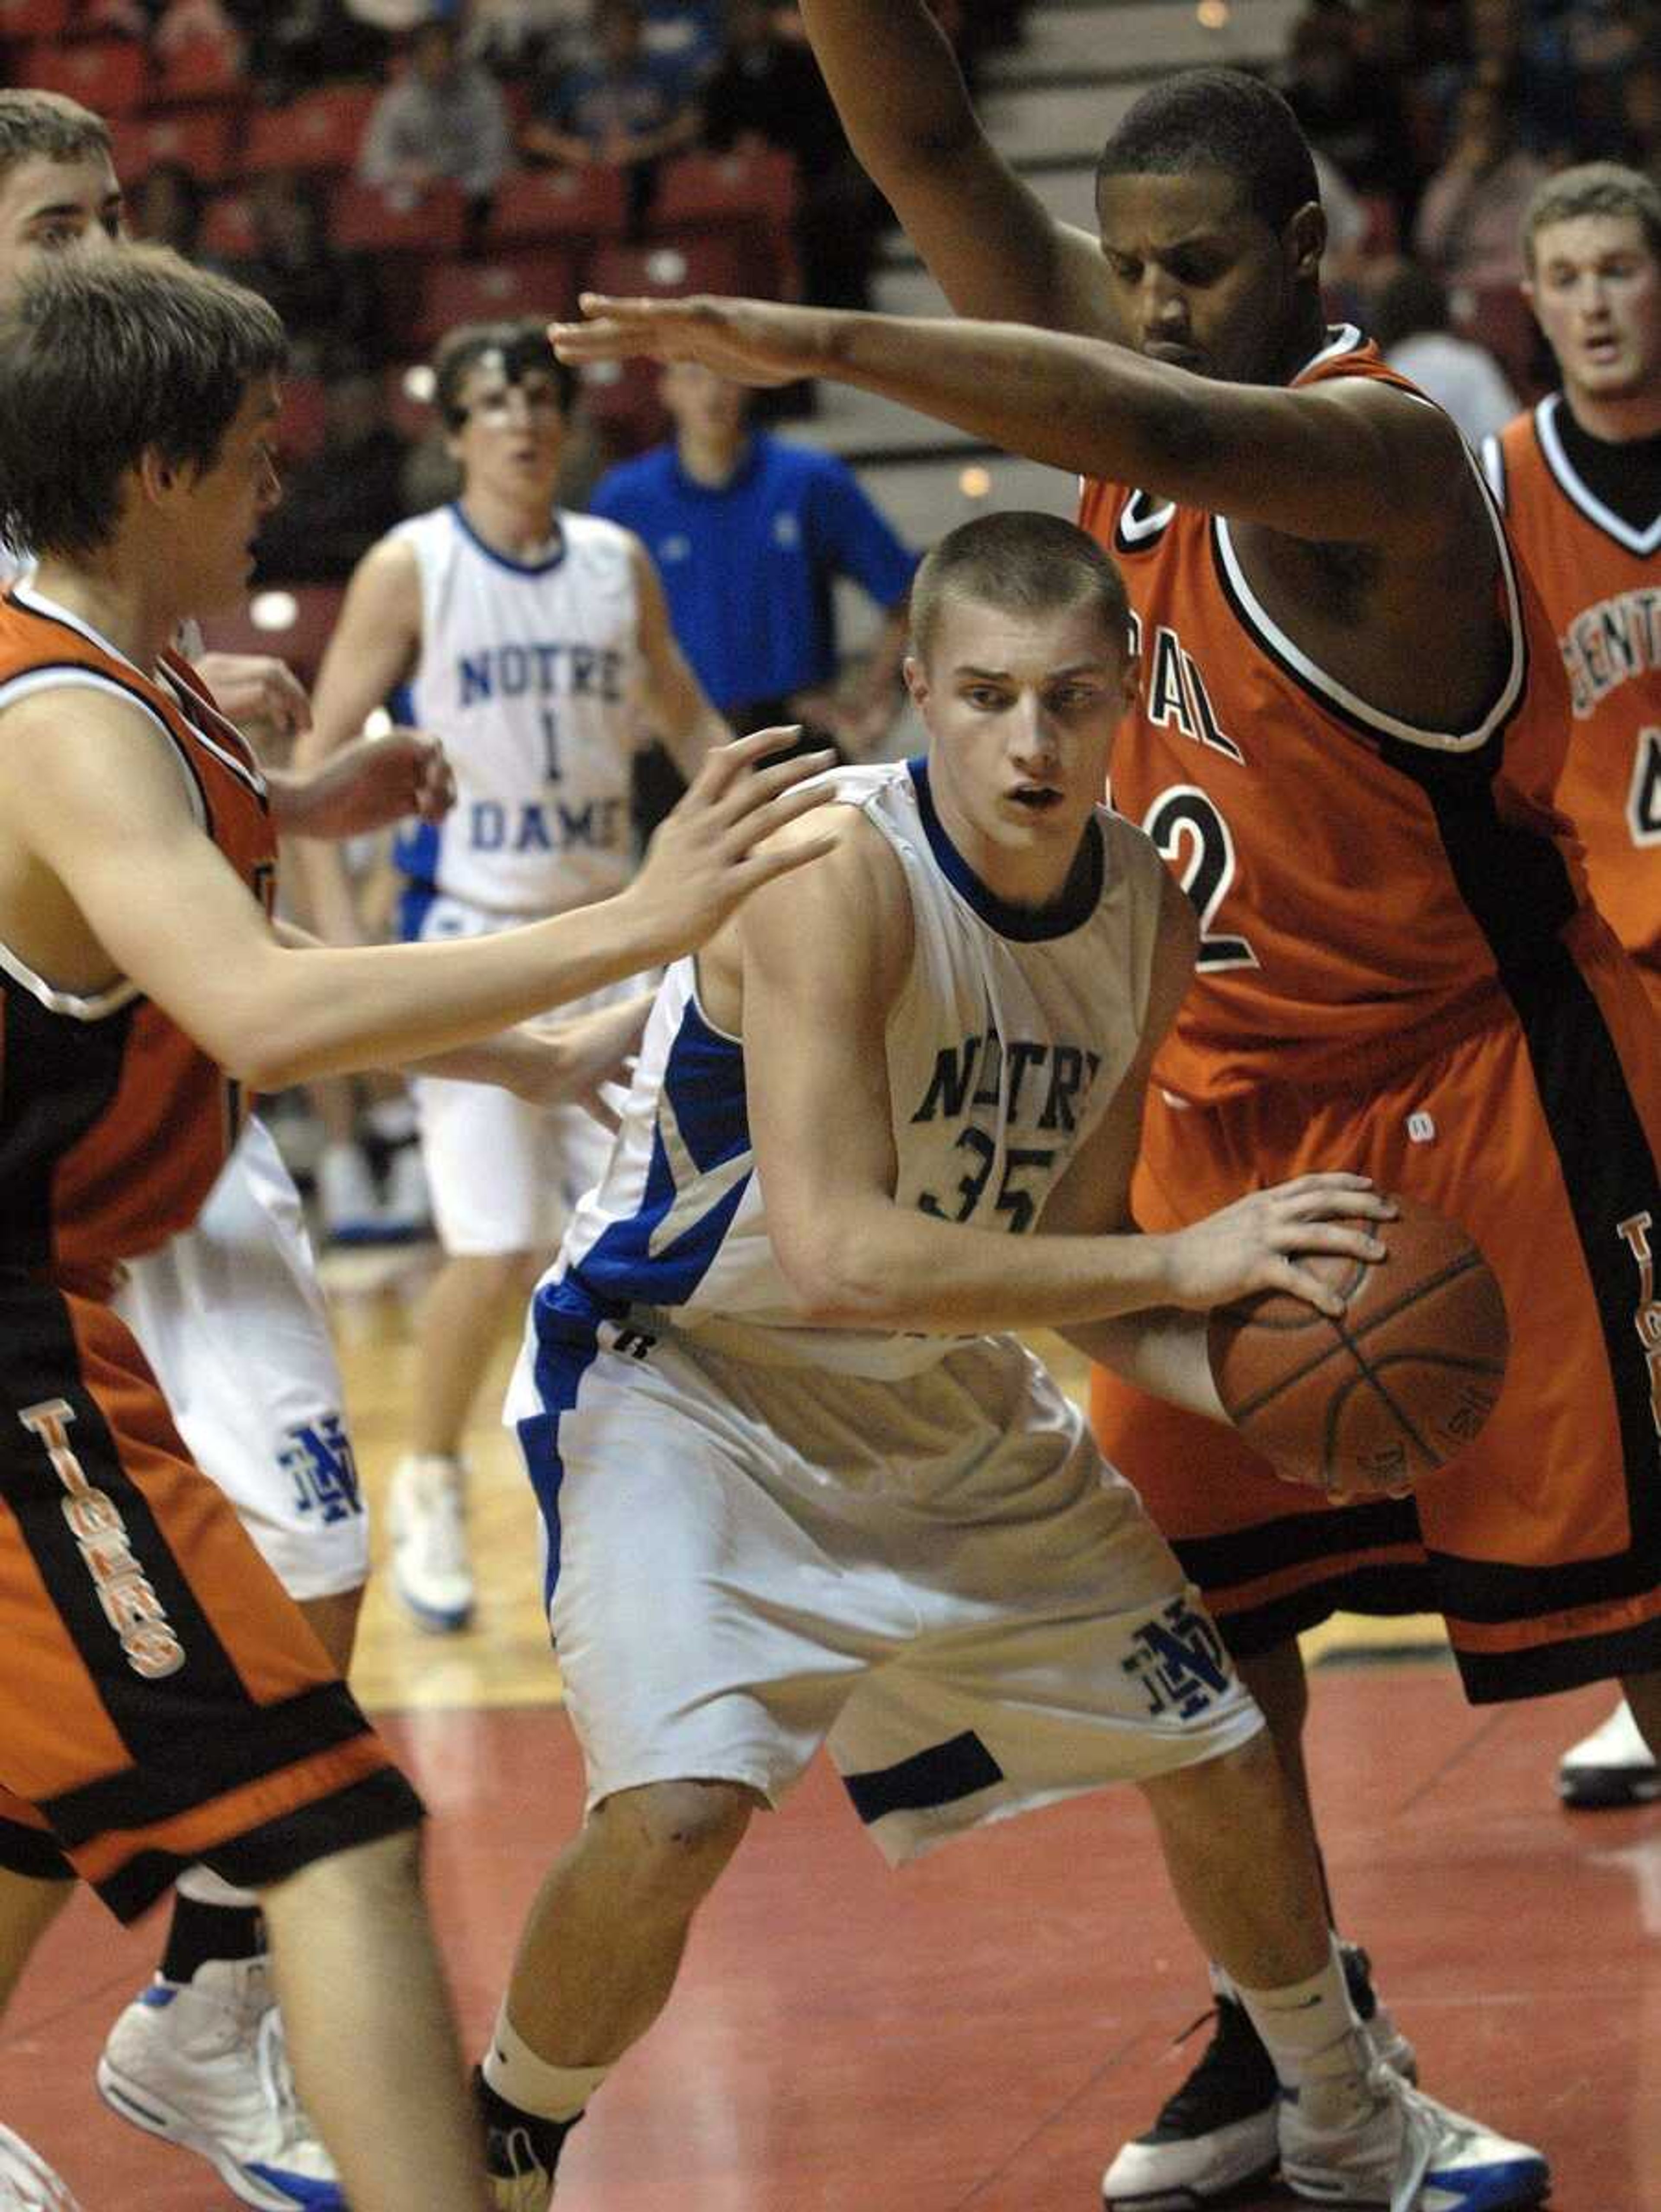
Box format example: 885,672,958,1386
476,512,1547,2212
292,319,729,1635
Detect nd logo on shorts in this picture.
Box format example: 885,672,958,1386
1121,1595,1233,1721
278,1415,363,1526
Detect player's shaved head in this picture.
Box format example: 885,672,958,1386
911,511,1131,667
1096,68,1320,239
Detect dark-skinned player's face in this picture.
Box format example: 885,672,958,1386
1094,168,1319,387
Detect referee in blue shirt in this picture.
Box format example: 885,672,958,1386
589,362,917,831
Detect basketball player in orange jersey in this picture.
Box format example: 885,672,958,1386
0,244,832,2211
547,16,1661,2208
1481,163,1661,1817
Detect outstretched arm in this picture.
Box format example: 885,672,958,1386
552,292,1472,548
796,0,1113,333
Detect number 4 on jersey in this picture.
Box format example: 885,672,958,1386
1628,728,1661,847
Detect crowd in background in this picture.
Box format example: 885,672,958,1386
16,0,1656,578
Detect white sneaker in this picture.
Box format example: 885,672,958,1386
0,2126,81,2211
1281,2058,1549,2210
96,1959,341,2210
389,1453,474,1632
1558,1697,1659,1808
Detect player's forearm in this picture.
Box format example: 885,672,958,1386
798,0,979,182
217,891,670,1090
1056,1311,1228,1424
776,1195,1194,1336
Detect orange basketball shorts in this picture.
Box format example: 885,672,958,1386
1091,910,1661,1702
0,1273,421,1920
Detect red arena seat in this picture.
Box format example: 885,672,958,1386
411,248,578,352
244,86,380,178
0,0,70,39
199,583,346,689
22,38,147,116
149,37,244,107
485,166,629,250
330,178,468,257
586,234,754,304
199,189,258,260
109,107,237,189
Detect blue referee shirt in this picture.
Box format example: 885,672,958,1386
588,433,918,714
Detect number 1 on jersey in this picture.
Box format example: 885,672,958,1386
541,708,562,782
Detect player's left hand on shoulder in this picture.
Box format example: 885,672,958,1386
196,652,311,746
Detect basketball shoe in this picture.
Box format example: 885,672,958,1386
388,1452,475,1631
477,2069,576,2209
0,2126,80,2210
1103,1946,1415,2208
1557,1699,1660,1808
1279,2051,1549,2209
96,1959,341,2210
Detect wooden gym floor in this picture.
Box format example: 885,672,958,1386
3,1249,1656,2209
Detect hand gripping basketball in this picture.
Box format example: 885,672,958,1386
1207,1191,1510,1500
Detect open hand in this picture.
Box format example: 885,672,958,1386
549,291,822,388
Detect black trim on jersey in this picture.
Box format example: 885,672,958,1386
98,1768,423,1925
842,1730,1004,1825
1386,744,1661,1604
1113,489,1178,555
0,1278,361,1826
1189,1560,1441,1664
908,757,1105,942
0,990,138,1266
1457,1615,1661,1706
160,657,271,811
1534,392,1661,557
0,1818,73,1882
1175,1493,1423,1591
1206,523,1528,760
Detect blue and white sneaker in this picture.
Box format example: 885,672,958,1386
96,1960,342,2209
1281,2061,1549,2210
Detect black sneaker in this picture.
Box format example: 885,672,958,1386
475,2068,577,2211
1099,1948,1416,2210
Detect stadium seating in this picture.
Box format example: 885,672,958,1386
244,85,380,178
110,106,237,188
330,178,468,257
587,234,755,305
22,37,147,115
411,248,580,353
200,582,346,689
484,166,630,252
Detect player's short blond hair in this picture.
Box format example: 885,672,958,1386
1523,163,1661,272
910,511,1132,665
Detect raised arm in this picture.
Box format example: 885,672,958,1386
0,692,836,1092
796,0,1113,333
740,815,1389,1336
287,534,424,943
554,292,1477,550
628,538,731,781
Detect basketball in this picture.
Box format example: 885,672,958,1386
1206,1192,1510,1500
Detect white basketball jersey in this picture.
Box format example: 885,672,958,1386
541,758,1171,1376
394,503,646,914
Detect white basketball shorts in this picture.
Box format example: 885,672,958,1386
409,891,625,1257
507,1308,1263,1865
115,1117,368,1602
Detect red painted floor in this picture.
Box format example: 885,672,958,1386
3,1666,1655,2209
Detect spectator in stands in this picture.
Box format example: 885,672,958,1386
256,349,410,583
357,16,513,223
1280,0,1417,228
1612,47,1661,170
1370,257,1520,444
1414,70,1549,294
152,0,244,64
225,0,391,100
128,158,211,260
520,0,698,223
589,360,915,833
232,170,386,373
701,0,885,309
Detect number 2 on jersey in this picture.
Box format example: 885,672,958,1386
1141,785,1259,971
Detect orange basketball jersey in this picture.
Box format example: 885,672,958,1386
1077,326,1588,1106
1483,394,1661,979
0,583,274,1274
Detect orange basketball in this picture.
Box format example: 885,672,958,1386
1206,1192,1510,1499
